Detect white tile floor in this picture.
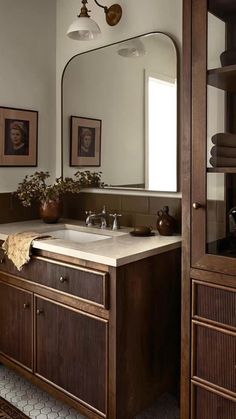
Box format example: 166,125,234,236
0,365,85,419
0,364,180,419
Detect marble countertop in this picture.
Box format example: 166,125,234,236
0,219,181,267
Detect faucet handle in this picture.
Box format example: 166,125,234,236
109,213,122,230
109,213,122,218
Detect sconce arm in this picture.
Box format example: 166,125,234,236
93,0,108,12
93,0,122,25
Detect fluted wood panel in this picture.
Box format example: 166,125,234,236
35,297,108,415
194,385,236,419
0,281,33,370
193,282,236,328
193,323,236,393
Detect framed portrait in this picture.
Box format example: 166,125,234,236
70,116,101,167
0,106,38,167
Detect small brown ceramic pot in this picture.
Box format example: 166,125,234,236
156,205,175,236
39,199,62,223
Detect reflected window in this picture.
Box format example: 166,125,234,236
146,72,177,191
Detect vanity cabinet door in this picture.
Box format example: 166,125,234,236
35,296,108,417
0,281,33,370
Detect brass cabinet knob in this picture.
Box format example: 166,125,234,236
36,309,44,316
23,303,30,309
192,202,202,210
59,276,67,283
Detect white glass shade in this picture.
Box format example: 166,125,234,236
67,16,101,40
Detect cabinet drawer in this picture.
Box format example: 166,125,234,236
0,250,108,308
192,280,236,328
192,383,236,419
192,321,236,394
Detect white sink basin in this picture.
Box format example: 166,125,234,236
46,228,111,244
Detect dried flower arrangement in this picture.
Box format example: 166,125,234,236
14,170,105,207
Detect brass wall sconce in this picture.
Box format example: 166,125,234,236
67,0,122,40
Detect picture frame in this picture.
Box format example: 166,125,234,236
0,106,38,167
70,116,101,167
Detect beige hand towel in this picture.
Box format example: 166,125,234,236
2,232,50,271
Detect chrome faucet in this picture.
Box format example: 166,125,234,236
85,211,95,227
109,213,122,230
100,205,109,229
85,206,109,229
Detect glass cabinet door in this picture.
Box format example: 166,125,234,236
191,0,236,275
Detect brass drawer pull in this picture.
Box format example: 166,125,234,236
36,309,44,316
23,303,30,309
192,202,202,210
59,276,67,283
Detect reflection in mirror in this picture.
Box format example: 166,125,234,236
62,32,178,192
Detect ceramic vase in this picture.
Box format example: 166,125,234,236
39,199,62,223
156,205,175,236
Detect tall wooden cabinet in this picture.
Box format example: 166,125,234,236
182,0,236,418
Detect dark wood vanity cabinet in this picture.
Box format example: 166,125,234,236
0,281,33,371
182,0,236,417
0,246,180,419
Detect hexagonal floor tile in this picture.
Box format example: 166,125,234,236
0,364,180,419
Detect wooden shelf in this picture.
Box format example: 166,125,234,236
208,0,236,22
207,65,236,91
207,167,236,173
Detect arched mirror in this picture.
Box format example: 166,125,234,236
62,32,178,192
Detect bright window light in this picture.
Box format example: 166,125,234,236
146,72,177,191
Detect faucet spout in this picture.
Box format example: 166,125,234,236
85,207,109,229
86,213,99,226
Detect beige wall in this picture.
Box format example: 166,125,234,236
0,0,182,192
0,0,56,192
56,0,182,177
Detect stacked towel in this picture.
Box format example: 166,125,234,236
210,133,236,167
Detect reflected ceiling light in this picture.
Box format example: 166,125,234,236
117,39,146,57
67,0,122,41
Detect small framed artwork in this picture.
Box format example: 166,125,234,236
0,106,38,167
70,116,101,167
